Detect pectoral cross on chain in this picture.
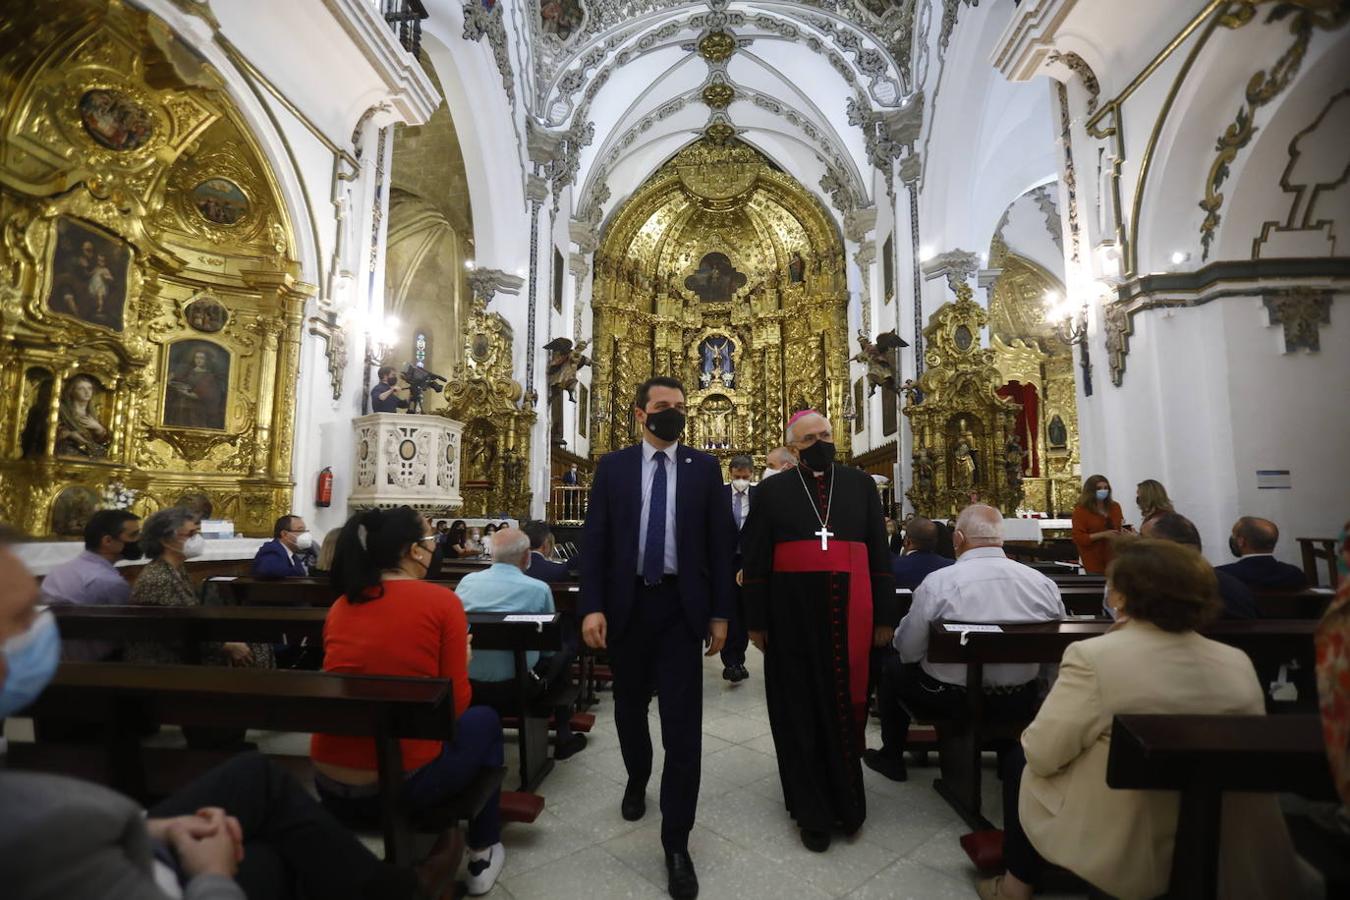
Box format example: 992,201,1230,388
815,526,834,551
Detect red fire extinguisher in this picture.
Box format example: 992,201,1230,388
315,467,333,508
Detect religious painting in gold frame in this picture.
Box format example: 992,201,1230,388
162,340,231,431
42,216,132,333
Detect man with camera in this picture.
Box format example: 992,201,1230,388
370,365,408,413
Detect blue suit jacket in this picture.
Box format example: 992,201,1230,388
890,549,955,590
581,442,735,640
251,538,306,577
526,552,575,583
1215,555,1307,591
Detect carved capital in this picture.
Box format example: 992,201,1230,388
921,249,980,292
1263,288,1333,352
881,91,924,149
899,152,922,186
853,240,877,269
569,218,600,253
467,268,527,308
526,121,563,166
526,173,550,205
843,206,878,244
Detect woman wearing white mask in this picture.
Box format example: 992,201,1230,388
1070,474,1128,575
128,507,269,672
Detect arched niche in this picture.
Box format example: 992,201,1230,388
589,137,850,462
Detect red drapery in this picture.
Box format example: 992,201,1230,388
996,381,1040,476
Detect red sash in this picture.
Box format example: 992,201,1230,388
772,539,873,715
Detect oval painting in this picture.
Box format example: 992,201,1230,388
954,324,974,352
79,89,155,151
185,295,229,333
399,438,418,461
192,178,249,226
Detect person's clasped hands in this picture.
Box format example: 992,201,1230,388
147,806,244,879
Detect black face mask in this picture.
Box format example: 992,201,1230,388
1228,536,1242,558
119,540,142,561
800,440,836,471
644,408,686,442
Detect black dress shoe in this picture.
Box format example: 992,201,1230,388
665,850,699,899
800,828,831,853
735,665,750,682
863,748,908,782
722,665,737,681
621,780,647,821
554,732,588,760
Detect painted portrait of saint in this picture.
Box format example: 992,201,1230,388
164,340,229,430
185,296,229,333
684,252,747,303
540,0,584,41
44,216,131,332
79,89,154,151
191,178,249,226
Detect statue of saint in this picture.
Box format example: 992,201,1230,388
954,441,976,487
544,338,590,401
55,375,110,457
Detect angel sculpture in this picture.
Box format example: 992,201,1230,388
544,337,591,401
852,330,907,396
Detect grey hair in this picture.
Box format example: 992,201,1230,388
489,528,532,567
785,412,828,443
141,507,199,559
767,446,797,467
954,504,1004,544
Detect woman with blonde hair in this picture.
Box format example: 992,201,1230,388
1134,479,1173,530
1070,474,1127,574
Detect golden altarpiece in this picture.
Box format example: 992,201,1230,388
904,284,1026,519
0,2,310,536
589,139,850,462
986,237,1081,516
437,294,534,519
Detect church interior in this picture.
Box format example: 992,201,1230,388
1,0,1348,898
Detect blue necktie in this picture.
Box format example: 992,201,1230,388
643,451,668,585
733,490,744,529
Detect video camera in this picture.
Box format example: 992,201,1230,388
400,362,448,415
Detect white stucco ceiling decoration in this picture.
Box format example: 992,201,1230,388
529,1,926,230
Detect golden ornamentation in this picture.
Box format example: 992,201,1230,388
698,31,736,63
590,138,848,463
905,284,1024,518
701,83,735,110
438,294,534,518
0,1,305,537
704,121,736,146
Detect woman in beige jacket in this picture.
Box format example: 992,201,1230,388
979,539,1318,900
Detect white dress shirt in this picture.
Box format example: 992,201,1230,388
636,439,679,576
894,546,1066,686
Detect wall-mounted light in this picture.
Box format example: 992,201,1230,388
464,259,475,270
1045,291,1093,397
1169,250,1191,266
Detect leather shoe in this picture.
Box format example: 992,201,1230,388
800,828,831,853
621,780,647,821
735,665,750,682
863,748,908,782
554,732,588,760
665,850,699,899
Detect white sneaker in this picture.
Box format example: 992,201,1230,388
465,842,504,896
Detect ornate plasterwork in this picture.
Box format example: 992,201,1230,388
1263,287,1332,352
461,1,516,111
922,249,980,292
1048,50,1100,115
1055,82,1082,265
467,268,526,306
1199,2,1349,259
1030,184,1063,251
701,81,735,109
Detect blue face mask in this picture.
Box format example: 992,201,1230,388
0,610,60,718
1095,488,1110,501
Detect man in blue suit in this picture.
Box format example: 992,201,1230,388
521,520,577,583
891,517,955,589
581,376,734,900
720,454,756,683
250,515,312,577
1216,516,1307,590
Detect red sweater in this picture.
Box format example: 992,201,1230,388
310,578,471,773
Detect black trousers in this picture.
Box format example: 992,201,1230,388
471,635,580,743
876,657,1038,756
720,582,749,669
1000,745,1047,884
150,752,417,900
610,578,703,853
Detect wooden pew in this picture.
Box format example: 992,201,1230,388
16,662,500,865
1106,714,1335,899
921,619,1318,829
891,582,1109,623
1296,536,1340,588
210,576,580,613
1254,587,1334,619
49,605,567,791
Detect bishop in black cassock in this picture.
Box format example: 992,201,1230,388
741,412,897,851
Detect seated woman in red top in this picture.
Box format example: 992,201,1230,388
1070,474,1129,574
311,506,505,896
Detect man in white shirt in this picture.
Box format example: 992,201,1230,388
865,504,1065,781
